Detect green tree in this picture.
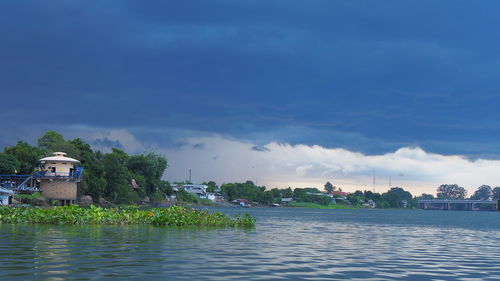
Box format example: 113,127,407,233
69,138,106,201
127,152,168,195
418,193,434,199
492,187,500,200
293,188,307,201
102,148,136,204
282,187,293,198
202,181,218,192
221,182,264,201
347,194,363,206
4,141,44,174
470,185,493,200
324,181,334,193
437,184,467,199
382,187,414,208
0,152,19,174
38,131,65,150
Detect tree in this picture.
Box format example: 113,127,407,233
437,184,467,199
127,152,168,195
347,194,363,206
4,141,44,174
493,187,500,200
102,148,136,204
324,181,334,194
292,188,307,201
304,187,321,193
69,138,106,201
282,187,293,198
0,153,19,174
470,185,493,200
418,193,434,200
382,187,414,208
202,181,218,193
38,131,65,150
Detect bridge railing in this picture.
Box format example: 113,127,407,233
418,199,496,204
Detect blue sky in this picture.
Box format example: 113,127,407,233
2,1,500,193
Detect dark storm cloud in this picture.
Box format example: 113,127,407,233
91,138,123,149
251,145,271,152
2,1,500,157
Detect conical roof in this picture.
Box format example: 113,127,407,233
39,152,80,163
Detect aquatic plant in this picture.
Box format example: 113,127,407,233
0,205,255,227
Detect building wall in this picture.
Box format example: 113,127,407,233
40,181,77,200
0,194,10,205
41,161,75,176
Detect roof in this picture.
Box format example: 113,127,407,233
232,199,250,203
0,187,14,195
39,152,80,163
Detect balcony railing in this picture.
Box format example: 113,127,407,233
34,171,83,180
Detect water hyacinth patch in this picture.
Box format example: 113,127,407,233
0,205,256,227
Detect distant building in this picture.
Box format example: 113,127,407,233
363,199,376,208
333,191,349,199
0,187,13,205
178,184,221,202
182,184,207,194
402,200,408,208
232,198,251,207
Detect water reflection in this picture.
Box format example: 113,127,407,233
1,209,500,280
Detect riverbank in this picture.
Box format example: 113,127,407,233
288,202,356,209
0,205,255,227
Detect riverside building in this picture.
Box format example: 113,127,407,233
34,152,83,206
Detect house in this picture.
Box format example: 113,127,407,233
179,184,221,202
0,187,14,205
363,199,376,208
333,191,349,199
402,200,408,208
232,198,251,207
281,197,293,204
182,184,208,195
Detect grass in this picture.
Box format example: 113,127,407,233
289,202,356,209
0,205,256,227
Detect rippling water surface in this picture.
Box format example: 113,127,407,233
1,208,499,280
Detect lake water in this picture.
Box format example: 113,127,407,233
1,208,499,280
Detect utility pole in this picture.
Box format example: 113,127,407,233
188,168,192,183
372,170,376,193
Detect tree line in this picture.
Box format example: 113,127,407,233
419,184,500,201
0,131,171,204
2,131,498,207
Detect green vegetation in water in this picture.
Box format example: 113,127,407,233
0,205,256,227
289,202,355,209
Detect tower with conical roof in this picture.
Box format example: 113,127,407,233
34,152,83,205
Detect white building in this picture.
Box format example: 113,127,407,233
0,187,13,205
180,184,218,202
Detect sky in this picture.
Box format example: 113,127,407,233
2,1,500,195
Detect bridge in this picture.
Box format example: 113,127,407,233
418,199,498,211
0,174,38,193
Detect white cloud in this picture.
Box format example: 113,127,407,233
158,136,500,196
75,128,500,196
